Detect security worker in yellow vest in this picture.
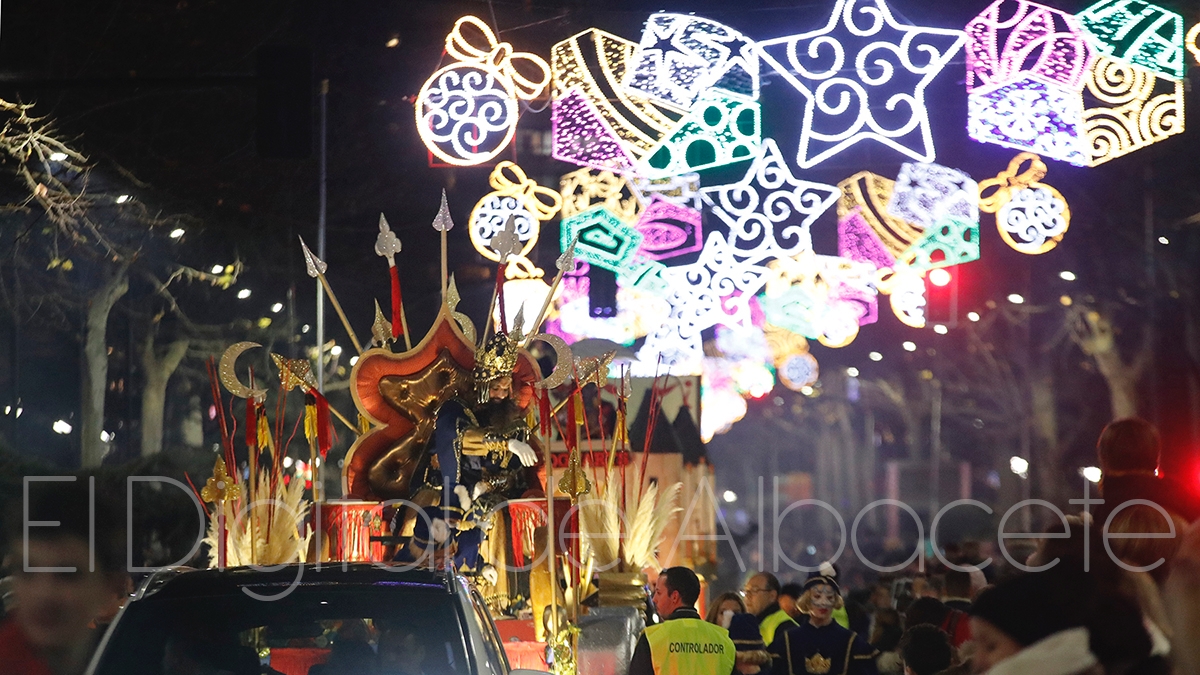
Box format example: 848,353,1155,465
629,567,736,675
743,572,799,646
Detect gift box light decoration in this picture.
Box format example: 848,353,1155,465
701,139,839,259
837,171,925,259
980,152,1071,255
559,167,643,224
624,13,760,108
559,206,644,273
887,162,980,231
1077,0,1184,79
1081,56,1184,166
965,0,1095,94
963,1,1095,164
552,29,682,169
468,162,563,273
638,92,762,178
635,197,704,261
900,216,981,270
757,0,966,168
415,16,550,166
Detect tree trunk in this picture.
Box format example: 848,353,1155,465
80,266,129,468
1030,373,1063,506
1072,309,1148,420
140,335,189,457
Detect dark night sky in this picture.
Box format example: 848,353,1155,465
1,0,1198,478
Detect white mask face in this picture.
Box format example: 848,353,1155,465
809,585,836,617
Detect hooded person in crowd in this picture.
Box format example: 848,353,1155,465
968,565,1161,675
769,567,879,675
729,612,774,675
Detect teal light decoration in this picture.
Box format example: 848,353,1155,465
639,92,761,178
757,286,822,339
617,255,669,295
560,206,644,273
904,215,981,270
1077,0,1184,79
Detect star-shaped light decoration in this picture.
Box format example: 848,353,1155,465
756,0,966,168
635,232,773,372
272,353,316,392
700,139,839,259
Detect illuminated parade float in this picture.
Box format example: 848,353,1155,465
199,1,1196,673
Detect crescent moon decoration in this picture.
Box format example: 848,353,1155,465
526,333,574,389
219,342,268,403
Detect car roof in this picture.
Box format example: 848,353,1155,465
136,563,458,601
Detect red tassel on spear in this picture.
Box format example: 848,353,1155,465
375,214,412,350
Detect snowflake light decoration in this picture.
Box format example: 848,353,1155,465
467,162,562,270
560,207,644,273
624,13,760,108
701,139,839,259
1081,56,1184,166
639,92,761,178
1077,0,1184,79
756,0,966,168
559,167,643,222
635,197,704,261
415,16,550,166
980,152,1071,255
965,0,1095,93
887,162,980,231
552,28,682,166
837,171,924,259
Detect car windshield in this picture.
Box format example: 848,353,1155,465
91,578,473,675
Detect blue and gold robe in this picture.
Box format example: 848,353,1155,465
769,620,879,675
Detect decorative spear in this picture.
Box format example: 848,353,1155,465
524,236,577,345
432,189,454,303
480,215,521,347
299,237,364,356
375,214,412,350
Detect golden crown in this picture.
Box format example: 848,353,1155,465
805,653,832,675
474,331,520,389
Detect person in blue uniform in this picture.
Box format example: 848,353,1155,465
769,569,878,675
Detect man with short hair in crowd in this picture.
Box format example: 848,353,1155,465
941,570,973,613
0,478,129,675
742,572,798,646
778,583,804,621
630,567,736,675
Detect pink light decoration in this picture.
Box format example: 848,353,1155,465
838,208,897,271
635,197,704,261
551,88,636,173
965,0,1095,93
830,282,879,326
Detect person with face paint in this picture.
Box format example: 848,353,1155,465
768,567,879,675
